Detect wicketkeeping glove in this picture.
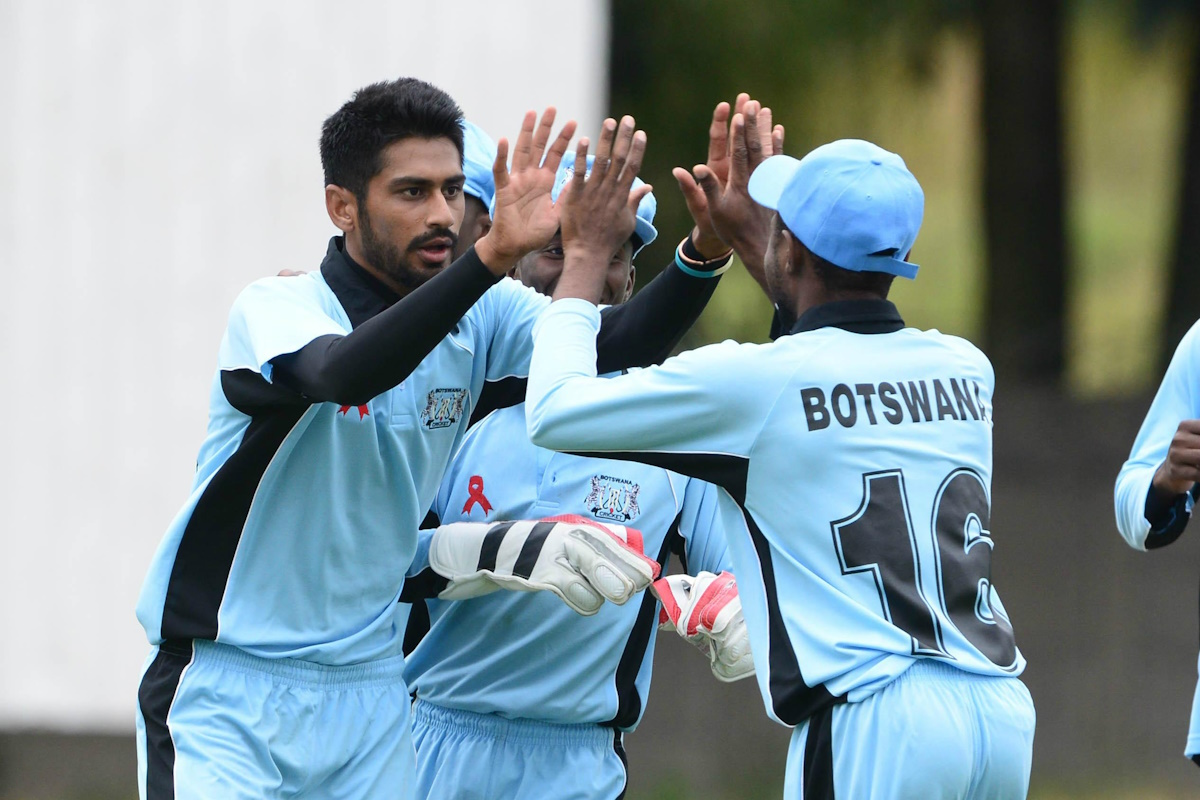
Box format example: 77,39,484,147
428,515,661,615
652,570,755,682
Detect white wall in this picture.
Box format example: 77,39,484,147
0,0,608,732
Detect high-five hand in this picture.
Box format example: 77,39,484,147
475,108,578,275
674,94,784,287
554,116,653,303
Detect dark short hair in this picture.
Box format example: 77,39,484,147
320,78,464,200
810,252,894,297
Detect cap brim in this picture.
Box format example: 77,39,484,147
634,218,658,253
747,155,802,210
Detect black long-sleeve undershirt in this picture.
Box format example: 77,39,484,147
271,245,721,408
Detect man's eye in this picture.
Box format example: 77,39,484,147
445,185,463,198
400,187,423,198
546,247,565,258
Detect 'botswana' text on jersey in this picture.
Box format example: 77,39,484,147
526,298,1024,727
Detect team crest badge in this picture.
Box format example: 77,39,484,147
420,388,467,430
585,475,641,523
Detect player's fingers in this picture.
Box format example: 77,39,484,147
529,107,557,166
510,111,537,171
619,129,647,191
673,167,709,218
773,124,785,156
542,118,577,176
492,138,510,192
1178,419,1200,435
608,116,636,186
758,106,774,153
732,92,750,121
592,118,617,180
559,138,590,209
626,183,653,217
693,164,723,204
729,113,749,184
708,101,731,167
743,101,765,169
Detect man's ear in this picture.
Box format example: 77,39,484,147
621,265,636,303
480,217,493,239
325,185,358,234
783,228,803,276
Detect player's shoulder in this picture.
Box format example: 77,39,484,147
902,326,994,380
231,271,334,310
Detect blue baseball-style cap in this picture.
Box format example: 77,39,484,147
460,120,498,211
550,152,658,255
747,139,924,279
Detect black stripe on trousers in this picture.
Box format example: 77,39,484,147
613,730,629,800
803,704,836,799
137,641,194,800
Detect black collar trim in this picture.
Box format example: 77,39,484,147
785,299,905,336
319,236,402,329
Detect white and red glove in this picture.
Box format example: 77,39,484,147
652,570,755,682
429,514,661,616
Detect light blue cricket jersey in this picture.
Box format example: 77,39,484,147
1115,319,1200,759
404,398,731,728
526,298,1026,728
136,243,552,666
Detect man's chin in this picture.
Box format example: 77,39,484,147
388,260,447,291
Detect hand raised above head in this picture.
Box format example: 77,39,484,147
558,116,653,262
475,108,577,276
551,116,654,304
675,94,785,288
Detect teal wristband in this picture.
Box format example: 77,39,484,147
674,240,733,278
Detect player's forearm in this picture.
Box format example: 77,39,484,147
271,247,500,405
594,248,729,372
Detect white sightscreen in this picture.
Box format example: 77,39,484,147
0,0,608,732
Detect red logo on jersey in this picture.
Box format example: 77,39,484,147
338,404,370,419
462,475,493,516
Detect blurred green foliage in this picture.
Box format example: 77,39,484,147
614,0,1193,396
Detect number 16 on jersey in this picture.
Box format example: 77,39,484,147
831,468,1018,669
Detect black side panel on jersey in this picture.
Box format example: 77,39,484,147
137,641,194,800
568,448,843,726
604,514,680,731
402,510,443,656
160,373,308,641
802,704,836,799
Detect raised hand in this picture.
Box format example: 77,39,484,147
674,94,784,287
1153,419,1200,496
475,108,577,275
554,116,653,302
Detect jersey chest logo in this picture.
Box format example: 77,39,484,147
585,475,641,523
420,388,467,430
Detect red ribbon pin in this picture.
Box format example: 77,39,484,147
462,475,493,516
338,404,370,419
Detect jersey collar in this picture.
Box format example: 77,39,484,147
781,299,906,338
319,236,403,329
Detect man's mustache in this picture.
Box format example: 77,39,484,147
407,229,459,253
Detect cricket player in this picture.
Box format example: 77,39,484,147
134,77,725,799
1114,324,1200,765
524,111,1037,797
403,152,751,799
